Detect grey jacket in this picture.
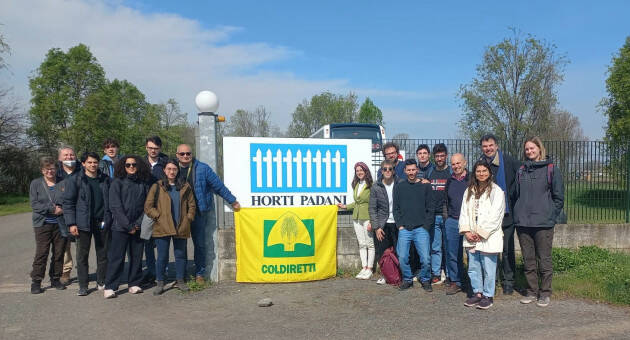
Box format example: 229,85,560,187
29,177,68,235
513,158,564,228
368,177,398,230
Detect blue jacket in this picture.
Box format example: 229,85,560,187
190,159,236,212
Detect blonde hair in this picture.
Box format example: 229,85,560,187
523,136,546,161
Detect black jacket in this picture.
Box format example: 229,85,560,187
55,161,81,183
368,176,398,230
393,179,433,231
62,170,112,232
109,176,150,233
479,152,521,226
514,158,564,228
146,153,169,184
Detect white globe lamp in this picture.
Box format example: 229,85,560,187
195,90,219,114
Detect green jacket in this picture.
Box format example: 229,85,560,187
346,183,371,220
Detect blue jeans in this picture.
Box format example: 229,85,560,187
430,215,445,277
467,250,498,297
144,238,156,276
155,236,187,281
397,227,431,283
191,209,209,277
444,217,463,286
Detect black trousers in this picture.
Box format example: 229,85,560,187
76,222,110,289
373,223,399,261
104,230,144,291
517,227,554,298
498,223,516,288
31,224,67,282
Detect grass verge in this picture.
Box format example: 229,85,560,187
0,194,31,216
184,276,213,292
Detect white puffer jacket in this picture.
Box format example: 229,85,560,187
459,182,505,253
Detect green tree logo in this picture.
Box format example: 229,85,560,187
264,212,314,257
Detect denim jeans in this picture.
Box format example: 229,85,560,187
467,250,498,297
191,208,209,277
444,217,463,286
155,236,187,281
430,215,445,277
397,227,431,283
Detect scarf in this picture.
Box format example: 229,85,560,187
493,150,509,214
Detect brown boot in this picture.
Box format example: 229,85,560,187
60,272,71,286
195,276,205,285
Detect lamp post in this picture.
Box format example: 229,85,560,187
195,90,220,282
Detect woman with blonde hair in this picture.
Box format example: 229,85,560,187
514,137,564,307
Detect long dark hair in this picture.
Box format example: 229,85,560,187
351,162,373,190
160,158,186,191
114,155,151,182
466,161,493,202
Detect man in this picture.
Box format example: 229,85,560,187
426,143,451,285
176,144,240,283
478,134,521,295
416,144,434,180
377,142,406,180
63,152,111,296
56,147,81,285
99,138,120,178
393,159,434,292
142,136,168,283
443,153,468,295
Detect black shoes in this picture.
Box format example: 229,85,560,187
421,281,433,292
503,285,514,295
477,296,494,309
464,293,483,307
51,279,66,290
176,279,189,292
30,280,43,294
77,287,88,296
398,281,413,290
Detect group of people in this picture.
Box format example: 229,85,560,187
28,137,240,298
339,134,564,310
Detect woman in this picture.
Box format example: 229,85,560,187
144,159,196,295
28,157,68,294
337,162,374,280
103,156,151,298
459,161,505,310
514,137,564,308
369,159,399,285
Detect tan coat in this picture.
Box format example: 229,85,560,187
144,180,196,238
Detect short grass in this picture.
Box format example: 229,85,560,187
184,276,213,292
0,194,31,216
564,182,628,223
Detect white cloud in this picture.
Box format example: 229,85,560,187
0,0,448,133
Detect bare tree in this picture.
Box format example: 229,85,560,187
225,106,276,137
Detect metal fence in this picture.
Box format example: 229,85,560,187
217,139,630,225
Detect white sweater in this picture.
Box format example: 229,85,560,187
459,182,505,253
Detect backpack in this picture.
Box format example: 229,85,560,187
378,247,402,285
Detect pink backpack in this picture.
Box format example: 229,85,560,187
378,247,402,285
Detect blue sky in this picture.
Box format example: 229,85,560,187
2,0,629,139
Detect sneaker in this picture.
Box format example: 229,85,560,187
51,279,66,290
128,286,143,294
77,287,88,296
421,281,433,292
376,277,386,285
176,279,189,292
412,276,419,282
398,281,413,291
30,280,43,294
445,283,462,295
153,281,165,296
104,289,116,299
97,284,105,291
361,269,373,280
464,293,483,307
520,294,538,304
355,268,367,279
536,296,550,307
502,285,514,295
431,275,444,285
60,272,71,286
477,296,494,310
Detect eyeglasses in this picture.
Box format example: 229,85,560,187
177,152,192,156
382,167,393,172
384,151,397,156
42,168,56,172
125,163,137,168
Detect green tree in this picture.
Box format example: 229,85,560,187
602,36,630,145
458,30,568,155
357,97,383,125
287,92,358,137
28,44,106,154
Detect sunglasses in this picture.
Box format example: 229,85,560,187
125,163,137,168
177,152,192,156
382,167,393,171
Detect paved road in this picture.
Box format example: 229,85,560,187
1,213,630,340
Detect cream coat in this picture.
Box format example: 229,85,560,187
459,182,505,253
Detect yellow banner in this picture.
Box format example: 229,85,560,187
234,205,338,283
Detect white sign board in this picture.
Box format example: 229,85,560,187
223,137,373,208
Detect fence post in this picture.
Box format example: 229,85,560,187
626,142,630,223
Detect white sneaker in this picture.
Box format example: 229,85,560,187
356,268,367,279
376,277,386,285
103,289,116,299
97,284,105,291
361,269,373,280
128,286,143,294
